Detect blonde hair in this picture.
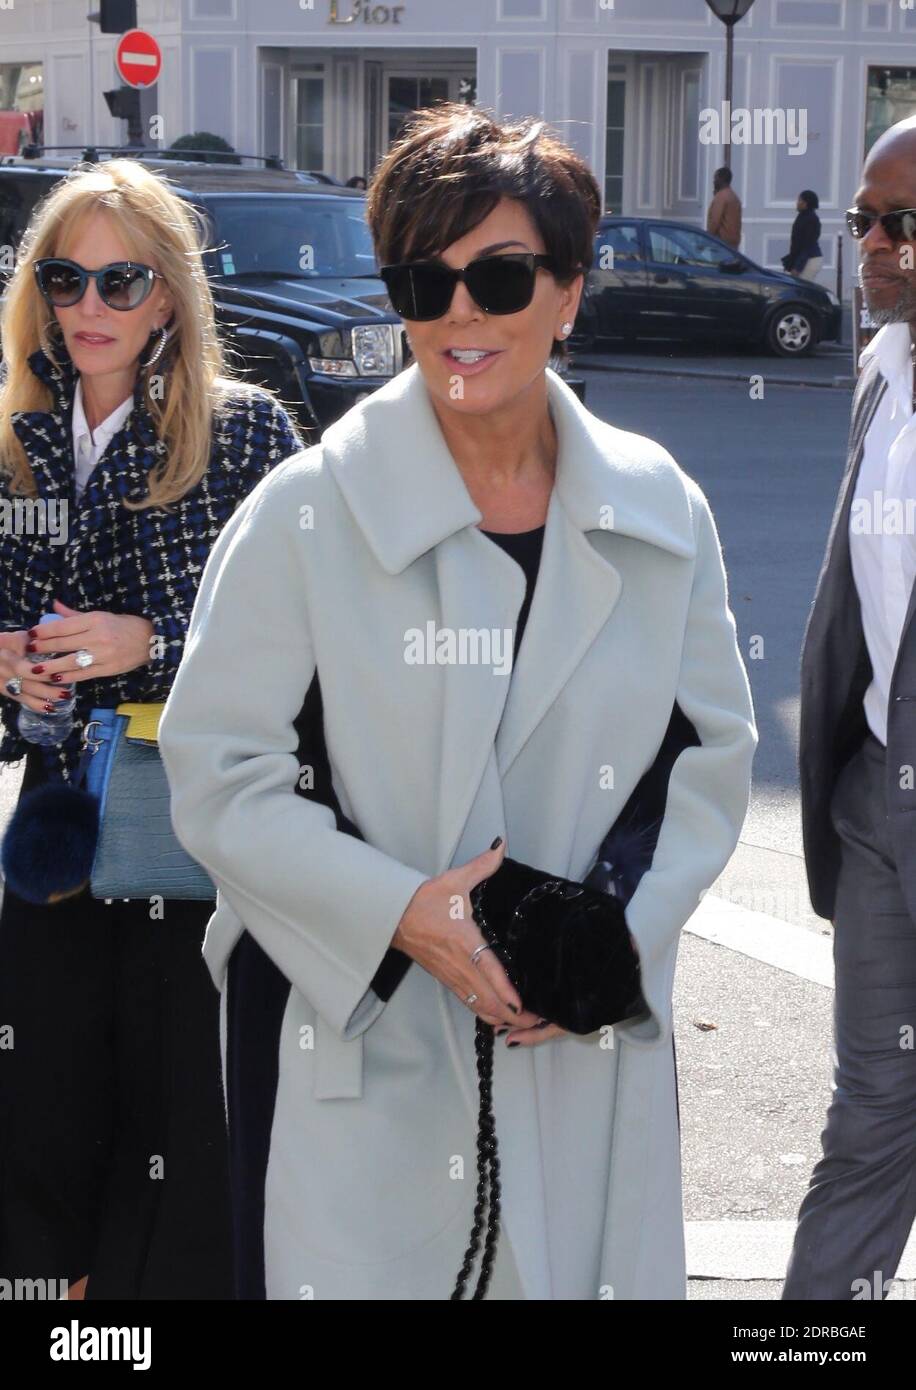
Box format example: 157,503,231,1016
0,159,267,511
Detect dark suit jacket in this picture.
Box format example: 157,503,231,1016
799,352,916,925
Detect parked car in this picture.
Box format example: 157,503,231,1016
0,150,584,439
574,216,842,357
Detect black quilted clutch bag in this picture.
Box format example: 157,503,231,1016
469,857,644,1036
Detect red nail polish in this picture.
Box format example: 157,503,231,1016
31,664,45,674
25,643,37,653
43,702,54,713
57,692,71,701
27,629,38,640
50,674,62,683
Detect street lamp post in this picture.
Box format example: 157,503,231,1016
704,0,757,172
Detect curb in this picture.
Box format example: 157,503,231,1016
572,356,856,390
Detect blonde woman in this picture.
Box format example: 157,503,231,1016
0,160,302,1299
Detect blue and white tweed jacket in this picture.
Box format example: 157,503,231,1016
0,345,304,785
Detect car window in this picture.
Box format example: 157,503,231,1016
595,223,643,265
648,226,736,267
201,195,378,278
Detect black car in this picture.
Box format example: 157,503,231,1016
0,152,413,439
0,150,584,438
574,216,842,357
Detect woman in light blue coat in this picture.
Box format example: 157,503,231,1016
158,103,757,1300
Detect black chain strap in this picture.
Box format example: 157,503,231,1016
451,876,579,1299
450,1017,501,1300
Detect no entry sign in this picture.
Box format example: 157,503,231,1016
116,30,162,89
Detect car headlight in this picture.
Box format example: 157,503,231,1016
350,324,396,377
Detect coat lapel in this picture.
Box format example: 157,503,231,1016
322,363,697,873
11,346,161,521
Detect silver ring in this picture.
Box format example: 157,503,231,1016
465,992,479,1007
74,649,94,669
470,944,492,966
4,676,22,696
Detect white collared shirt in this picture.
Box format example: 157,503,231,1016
71,375,134,502
849,322,916,746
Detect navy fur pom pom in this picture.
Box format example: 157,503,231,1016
1,783,100,905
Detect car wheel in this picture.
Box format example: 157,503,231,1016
766,304,818,357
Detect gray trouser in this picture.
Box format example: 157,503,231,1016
783,730,916,1300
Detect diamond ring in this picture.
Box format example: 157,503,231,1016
74,649,94,669
4,676,23,696
465,992,479,1007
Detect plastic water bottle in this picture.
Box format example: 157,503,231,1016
17,612,77,746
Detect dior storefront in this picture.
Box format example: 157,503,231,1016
5,0,916,293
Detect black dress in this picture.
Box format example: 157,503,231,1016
0,746,234,1299
479,524,545,657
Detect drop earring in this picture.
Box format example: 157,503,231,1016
142,324,169,370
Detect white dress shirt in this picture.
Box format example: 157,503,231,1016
849,322,916,746
71,376,134,502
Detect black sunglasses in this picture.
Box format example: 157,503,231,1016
846,207,916,243
378,252,559,321
34,257,165,311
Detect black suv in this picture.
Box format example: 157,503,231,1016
0,152,406,439
0,150,584,437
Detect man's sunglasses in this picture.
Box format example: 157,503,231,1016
846,207,916,243
33,258,165,310
378,252,559,321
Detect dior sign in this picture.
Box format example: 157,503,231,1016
328,0,406,22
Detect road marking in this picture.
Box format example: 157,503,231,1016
685,894,834,988
687,1219,916,1282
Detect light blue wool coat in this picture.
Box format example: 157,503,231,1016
159,363,757,1300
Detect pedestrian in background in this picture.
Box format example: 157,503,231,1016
782,190,823,282
0,159,302,1300
706,166,742,249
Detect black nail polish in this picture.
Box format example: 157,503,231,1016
496,1027,509,1036
507,1002,519,1014
507,1040,520,1048
490,835,503,849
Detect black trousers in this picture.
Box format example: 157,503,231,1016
0,747,234,1299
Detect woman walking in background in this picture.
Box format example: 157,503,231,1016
0,159,302,1298
782,190,823,282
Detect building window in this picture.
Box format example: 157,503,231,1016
293,66,325,172
866,67,916,156
387,75,450,147
605,67,625,214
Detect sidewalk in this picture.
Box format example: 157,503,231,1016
571,301,857,390
572,340,855,390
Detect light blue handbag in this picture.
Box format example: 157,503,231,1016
82,703,215,901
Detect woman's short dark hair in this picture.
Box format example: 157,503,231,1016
366,102,601,366
799,189,819,210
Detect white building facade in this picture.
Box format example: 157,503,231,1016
4,0,916,294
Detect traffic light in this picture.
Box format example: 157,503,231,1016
99,0,137,32
103,86,141,128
